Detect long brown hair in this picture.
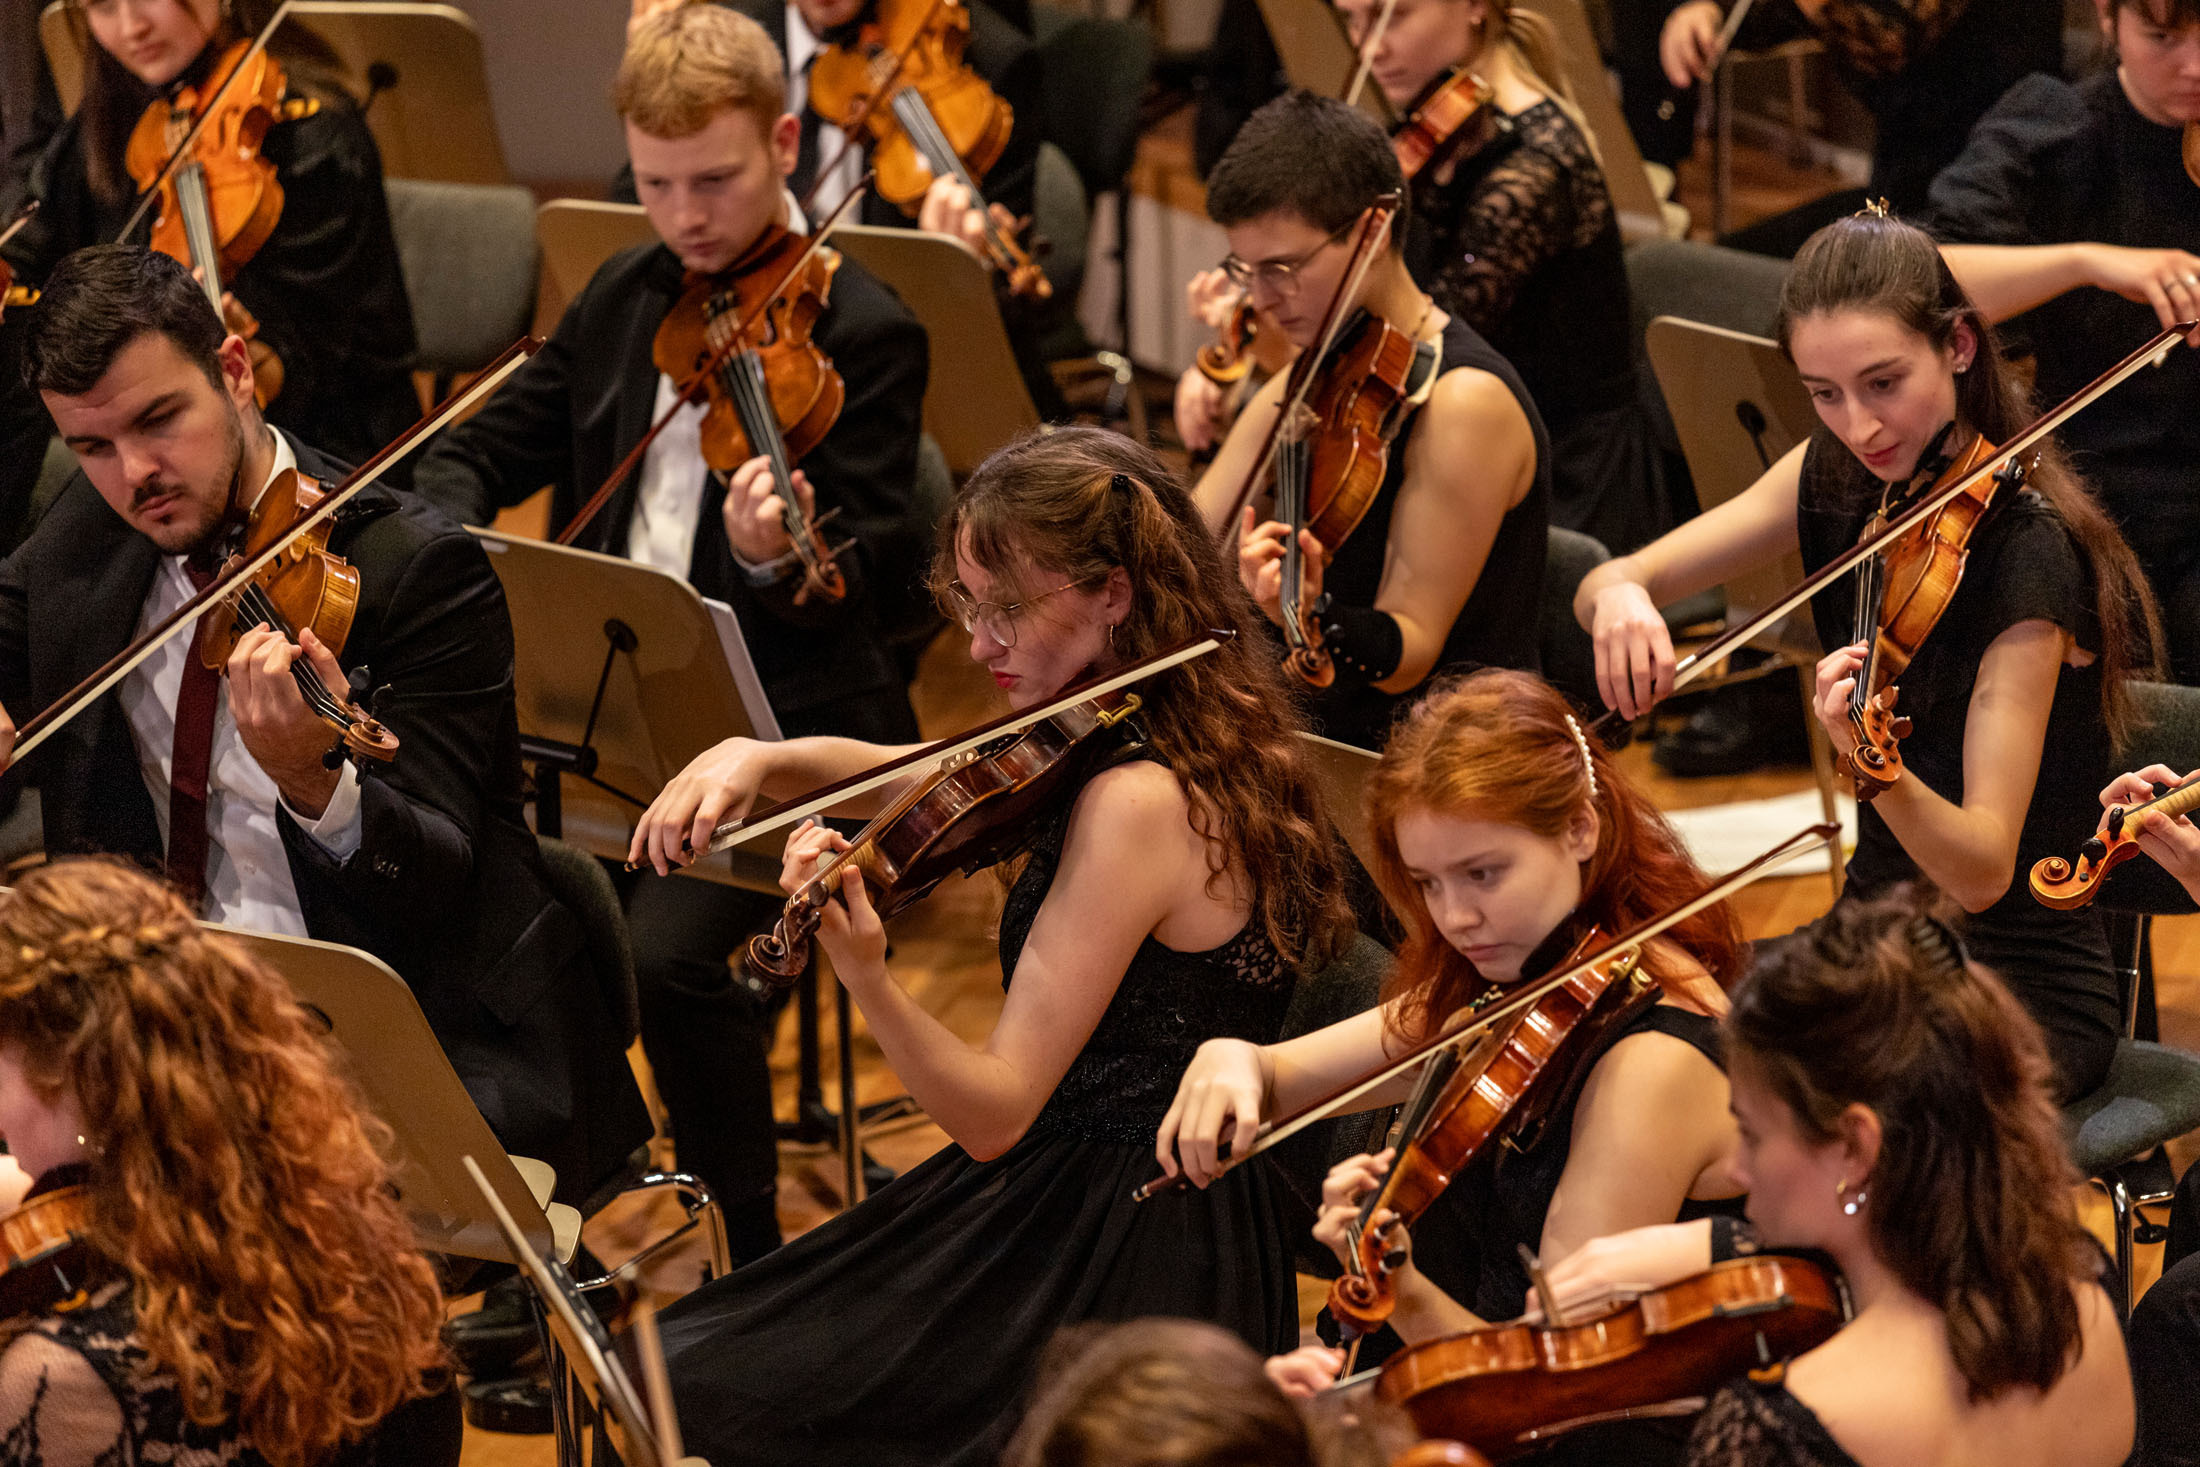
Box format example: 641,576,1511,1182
69,0,346,207
1774,209,2163,744
1365,669,1744,1045
1729,891,2098,1400
942,427,1354,970
0,859,446,1463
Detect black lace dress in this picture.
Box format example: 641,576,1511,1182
1684,1369,1863,1467
1405,98,1669,554
653,755,1304,1467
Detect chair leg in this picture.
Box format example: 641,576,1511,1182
1796,663,1845,899
2106,1170,2139,1321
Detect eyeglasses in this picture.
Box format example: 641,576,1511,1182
1218,220,1358,297
944,575,1099,647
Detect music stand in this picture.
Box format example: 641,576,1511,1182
534,200,657,337
1249,0,1394,127
205,923,564,1266
1644,315,1845,890
1299,732,1380,875
463,1157,708,1467
40,1,510,184
471,529,785,892
833,223,1039,479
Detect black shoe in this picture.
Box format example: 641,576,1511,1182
444,1276,537,1381
463,1374,553,1435
1654,680,1810,778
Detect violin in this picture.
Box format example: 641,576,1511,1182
651,223,848,604
1372,1255,1849,1459
1586,320,2197,741
122,36,313,404
196,466,400,766
2031,770,2200,909
1329,928,1659,1339
0,1185,97,1323
746,683,1147,985
0,201,39,318
807,0,1050,299
2,342,537,773
1133,823,1837,1202
1836,429,2031,801
1223,195,1436,688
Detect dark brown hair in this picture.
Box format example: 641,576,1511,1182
21,244,225,395
1365,669,1744,1043
1728,891,2098,1401
1003,1319,1317,1467
2107,0,2200,33
0,858,446,1463
941,427,1354,971
1204,91,1411,254
1775,209,2162,744
69,0,346,207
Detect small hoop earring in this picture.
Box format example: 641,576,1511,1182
1105,622,1118,650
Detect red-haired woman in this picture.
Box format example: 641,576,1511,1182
1155,668,1745,1453
0,858,455,1465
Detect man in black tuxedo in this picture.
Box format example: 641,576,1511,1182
1,244,651,1209
413,3,927,1263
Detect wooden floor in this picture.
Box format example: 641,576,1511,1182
454,131,2197,1466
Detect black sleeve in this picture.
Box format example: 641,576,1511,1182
409,285,596,526
278,527,511,929
1922,73,2088,247
3,121,99,283
1426,129,1579,337
0,534,31,722
0,0,61,221
1958,496,2092,656
751,269,927,629
232,99,418,415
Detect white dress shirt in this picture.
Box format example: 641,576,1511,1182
785,2,866,221
626,374,711,577
116,429,364,934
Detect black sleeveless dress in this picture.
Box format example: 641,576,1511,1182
1310,314,1550,751
1795,434,2120,1099
652,755,1303,1467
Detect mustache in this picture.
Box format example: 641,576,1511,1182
130,478,186,510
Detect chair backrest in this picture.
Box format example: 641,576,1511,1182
1541,526,1611,711
1029,5,1155,199
1514,0,1677,242
384,178,538,380
1031,140,1089,305
1644,315,1821,659
41,0,511,184
1625,238,1789,342
534,834,641,1047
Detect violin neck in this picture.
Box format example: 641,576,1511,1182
174,161,226,308
887,88,1010,255
2146,773,2200,824
1275,436,1313,643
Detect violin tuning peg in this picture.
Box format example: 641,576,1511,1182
1381,1248,1409,1272
1890,717,1913,739
2080,836,2108,865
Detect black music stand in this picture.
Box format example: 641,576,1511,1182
473,529,892,1208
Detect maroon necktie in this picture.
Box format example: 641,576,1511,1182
166,556,220,909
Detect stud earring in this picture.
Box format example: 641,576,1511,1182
1837,1179,1866,1216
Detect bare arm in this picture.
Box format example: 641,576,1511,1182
1192,370,1290,534
1943,242,2200,339
626,733,926,874
1574,442,1807,718
1814,619,2068,910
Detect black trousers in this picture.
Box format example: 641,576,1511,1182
619,687,919,1265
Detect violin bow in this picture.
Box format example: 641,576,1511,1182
0,200,37,254
1132,821,1838,1201
7,338,539,767
1702,0,1757,77
1341,0,1403,108
795,0,950,221
638,631,1231,868
1217,195,1402,540
1588,318,2199,739
556,181,868,549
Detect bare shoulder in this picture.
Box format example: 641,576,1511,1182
1064,760,1199,864
1783,1318,1957,1467
1428,362,1530,431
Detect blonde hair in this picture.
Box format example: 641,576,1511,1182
615,2,786,140
1479,1,1602,163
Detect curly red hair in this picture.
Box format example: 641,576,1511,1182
0,859,446,1463
1366,670,1745,1045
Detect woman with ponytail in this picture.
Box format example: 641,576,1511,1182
628,426,1356,1467
1156,669,1746,1460
1546,894,2133,1467
0,858,455,1465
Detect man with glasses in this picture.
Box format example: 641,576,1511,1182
1191,90,1551,752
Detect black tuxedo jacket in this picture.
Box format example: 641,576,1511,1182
719,0,1042,226
411,239,927,724
0,443,652,1204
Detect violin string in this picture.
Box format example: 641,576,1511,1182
724,348,818,570
230,581,350,723
892,89,1007,259
174,159,226,310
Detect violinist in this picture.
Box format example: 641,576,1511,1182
1923,0,2200,682
1,0,417,467
1578,209,2161,1101
0,857,460,1464
414,1,925,1264
625,427,1356,1467
1191,92,1550,752
1162,670,1745,1462
1546,895,2132,1467
2,245,650,1209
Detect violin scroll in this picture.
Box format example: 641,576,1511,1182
2031,775,2197,910
1837,686,1911,802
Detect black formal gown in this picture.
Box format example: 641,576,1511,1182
653,753,1302,1467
